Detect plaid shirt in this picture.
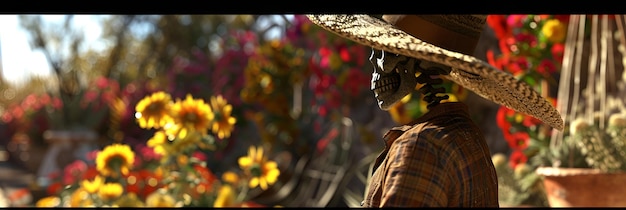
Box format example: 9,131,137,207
362,102,499,207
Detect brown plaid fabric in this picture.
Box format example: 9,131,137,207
362,102,499,207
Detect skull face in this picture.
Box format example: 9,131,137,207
369,49,418,110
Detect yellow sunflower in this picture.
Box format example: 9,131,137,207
69,187,94,207
542,19,567,43
209,95,237,139
162,123,206,154
147,130,171,156
97,182,124,201
96,144,135,177
81,175,104,194
213,185,237,207
222,171,240,185
35,196,61,207
238,146,281,190
135,91,174,129
170,94,214,137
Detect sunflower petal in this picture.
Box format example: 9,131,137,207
256,146,264,162
238,157,252,168
259,178,268,190
249,177,259,188
266,169,280,184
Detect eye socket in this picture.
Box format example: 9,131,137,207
370,49,408,73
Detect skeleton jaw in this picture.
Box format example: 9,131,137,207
372,68,417,110
369,50,418,110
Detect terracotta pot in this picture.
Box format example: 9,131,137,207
536,167,626,207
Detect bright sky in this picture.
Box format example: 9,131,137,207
0,15,286,86
0,15,105,86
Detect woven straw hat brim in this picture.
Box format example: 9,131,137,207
307,14,563,131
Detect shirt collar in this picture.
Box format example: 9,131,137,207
382,102,470,145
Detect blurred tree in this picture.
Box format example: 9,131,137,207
13,14,289,135
16,14,286,93
98,15,275,88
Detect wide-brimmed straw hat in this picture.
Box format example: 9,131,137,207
306,14,564,131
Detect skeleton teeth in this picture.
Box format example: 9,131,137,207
373,75,400,94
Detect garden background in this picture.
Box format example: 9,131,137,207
0,14,582,207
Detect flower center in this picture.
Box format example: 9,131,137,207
250,163,262,177
107,155,126,174
184,112,197,123
213,110,223,122
147,102,163,114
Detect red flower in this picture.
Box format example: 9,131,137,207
509,150,528,169
536,59,557,75
124,169,163,200
496,106,513,133
551,43,565,62
486,50,504,70
132,145,161,166
318,105,328,117
63,160,88,185
1,110,13,123
487,15,511,40
11,106,24,120
189,164,217,197
96,76,110,89
522,114,543,127
506,56,529,75
507,15,527,28
491,38,515,60
514,32,538,47
192,151,208,162
47,182,63,195
21,94,39,110
81,165,99,181
318,47,332,69
337,45,351,62
506,132,530,150
124,171,142,196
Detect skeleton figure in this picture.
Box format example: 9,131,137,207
306,14,563,207
370,49,451,110
364,48,500,207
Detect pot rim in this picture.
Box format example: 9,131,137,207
535,166,614,176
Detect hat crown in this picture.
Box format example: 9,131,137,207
381,15,487,55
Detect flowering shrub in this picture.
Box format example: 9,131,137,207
0,76,119,139
34,91,280,207
486,14,569,206
1,76,119,173
240,15,375,156
3,15,398,207
1,93,54,147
